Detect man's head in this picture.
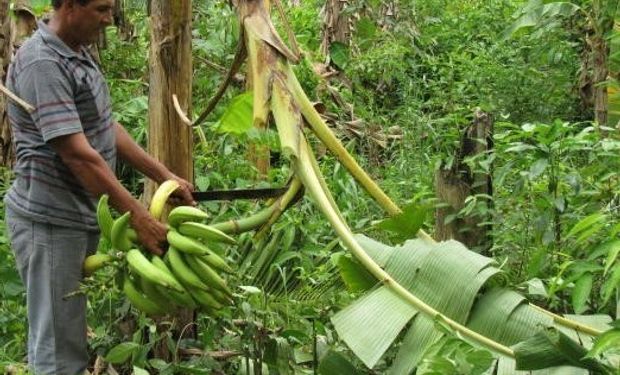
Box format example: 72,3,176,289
51,0,92,10
50,0,114,49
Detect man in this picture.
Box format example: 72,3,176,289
4,0,195,373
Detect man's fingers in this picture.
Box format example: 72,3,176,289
147,244,163,256
169,188,196,206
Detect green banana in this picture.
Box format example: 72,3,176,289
96,195,114,242
208,286,234,305
149,180,180,221
166,247,210,291
167,229,211,256
178,221,237,245
151,256,197,309
127,228,138,242
167,229,233,273
184,253,233,296
126,249,184,292
200,250,234,274
83,253,114,276
167,206,209,228
188,287,223,310
123,276,165,315
139,274,177,312
110,212,133,251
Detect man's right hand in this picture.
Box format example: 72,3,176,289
129,207,168,256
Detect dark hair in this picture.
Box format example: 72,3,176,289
51,0,92,9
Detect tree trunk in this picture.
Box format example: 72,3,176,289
320,0,352,58
579,0,618,128
592,35,609,127
114,0,133,41
146,0,194,359
0,0,36,167
592,0,618,128
11,0,36,49
435,109,493,253
0,0,11,167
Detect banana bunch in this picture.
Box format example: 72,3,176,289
83,181,237,315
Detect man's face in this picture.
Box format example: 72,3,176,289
69,0,114,45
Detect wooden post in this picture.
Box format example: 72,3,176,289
146,0,194,358
435,109,493,253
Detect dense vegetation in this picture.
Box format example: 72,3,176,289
0,0,619,373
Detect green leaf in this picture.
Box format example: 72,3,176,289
174,364,213,374
587,239,620,261
375,202,428,242
105,342,141,364
318,351,359,375
331,286,418,368
585,329,620,359
355,18,377,50
353,234,394,267
566,213,606,239
215,91,254,135
334,237,500,373
541,2,581,18
329,42,349,70
133,366,149,375
571,273,593,314
575,222,606,245
239,285,262,294
503,2,580,39
604,243,620,276
334,253,377,293
468,289,552,346
264,337,292,373
513,328,608,372
601,263,620,305
529,158,549,179
148,359,169,370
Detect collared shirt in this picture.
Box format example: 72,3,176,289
5,21,116,231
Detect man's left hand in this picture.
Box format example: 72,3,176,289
165,174,196,206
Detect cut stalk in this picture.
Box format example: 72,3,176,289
293,137,515,357
286,65,402,217
255,177,303,239
211,179,302,234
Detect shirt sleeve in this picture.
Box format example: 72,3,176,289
17,59,83,142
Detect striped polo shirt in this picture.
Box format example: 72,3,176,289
4,21,116,231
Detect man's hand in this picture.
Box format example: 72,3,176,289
130,206,169,256
166,173,196,207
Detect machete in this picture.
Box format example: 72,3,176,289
191,186,289,201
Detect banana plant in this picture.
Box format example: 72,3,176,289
179,0,615,372
503,0,620,128
607,6,620,127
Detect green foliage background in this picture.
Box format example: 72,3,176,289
1,0,619,373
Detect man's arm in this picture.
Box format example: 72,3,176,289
49,132,168,255
115,122,195,205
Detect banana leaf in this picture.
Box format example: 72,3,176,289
332,235,613,374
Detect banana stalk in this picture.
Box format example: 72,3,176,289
210,177,302,234
223,0,602,358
